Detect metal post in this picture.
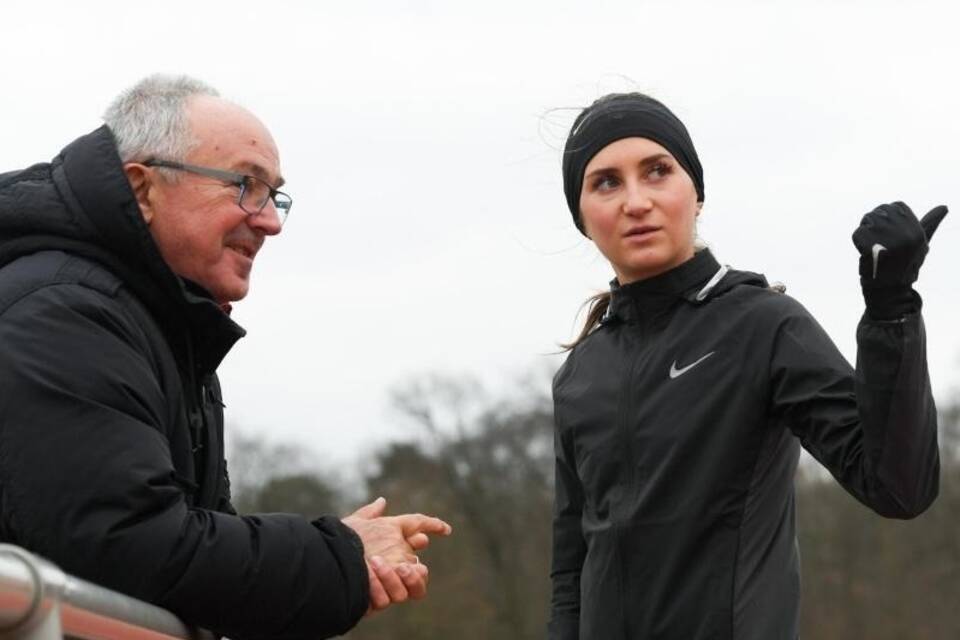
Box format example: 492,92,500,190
0,545,63,639
0,545,213,640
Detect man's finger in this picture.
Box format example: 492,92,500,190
397,562,429,600
920,205,948,241
347,496,387,520
395,514,453,537
413,562,429,579
370,555,409,603
407,532,431,550
366,564,391,612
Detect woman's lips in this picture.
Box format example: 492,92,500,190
623,226,660,239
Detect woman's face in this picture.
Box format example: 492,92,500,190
579,137,700,285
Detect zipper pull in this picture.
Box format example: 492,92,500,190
189,409,204,453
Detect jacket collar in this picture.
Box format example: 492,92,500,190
606,249,722,323
56,126,245,374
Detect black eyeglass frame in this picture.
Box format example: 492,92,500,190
143,159,292,223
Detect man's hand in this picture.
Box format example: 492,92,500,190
342,497,452,614
851,202,947,318
364,554,429,614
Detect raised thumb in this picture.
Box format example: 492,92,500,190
349,496,387,520
920,205,948,241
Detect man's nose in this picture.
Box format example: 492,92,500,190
248,203,283,236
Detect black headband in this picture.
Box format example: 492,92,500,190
562,93,705,235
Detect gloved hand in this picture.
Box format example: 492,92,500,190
851,202,948,319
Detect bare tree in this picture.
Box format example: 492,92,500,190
349,373,554,640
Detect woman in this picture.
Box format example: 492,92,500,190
548,92,947,640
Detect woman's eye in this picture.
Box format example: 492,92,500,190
647,162,673,179
593,175,619,191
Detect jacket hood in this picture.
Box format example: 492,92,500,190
605,248,769,324
0,126,244,372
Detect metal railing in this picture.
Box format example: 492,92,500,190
0,545,214,640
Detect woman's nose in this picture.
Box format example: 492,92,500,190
622,181,653,215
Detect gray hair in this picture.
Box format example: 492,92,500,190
103,74,219,167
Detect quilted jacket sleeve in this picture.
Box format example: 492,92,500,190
0,282,369,640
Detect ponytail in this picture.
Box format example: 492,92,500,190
561,291,612,351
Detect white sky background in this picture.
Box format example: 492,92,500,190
3,1,959,470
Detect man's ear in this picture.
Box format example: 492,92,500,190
123,163,156,225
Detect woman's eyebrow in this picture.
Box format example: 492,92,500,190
638,153,670,166
584,153,670,180
584,166,616,180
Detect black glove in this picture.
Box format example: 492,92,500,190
851,202,948,319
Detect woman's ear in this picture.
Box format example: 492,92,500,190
123,163,156,225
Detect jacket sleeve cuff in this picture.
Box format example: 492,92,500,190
860,282,921,320
311,515,370,630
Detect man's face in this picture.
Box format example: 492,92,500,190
140,96,284,304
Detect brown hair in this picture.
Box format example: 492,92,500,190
561,291,612,351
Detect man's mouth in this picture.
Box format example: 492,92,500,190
228,244,257,259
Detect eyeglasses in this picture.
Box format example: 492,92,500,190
144,159,293,226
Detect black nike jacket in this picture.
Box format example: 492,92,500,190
548,249,939,639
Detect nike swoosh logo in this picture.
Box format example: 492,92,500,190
872,243,886,279
669,351,715,379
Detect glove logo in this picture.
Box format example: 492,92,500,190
871,243,886,280
669,351,715,380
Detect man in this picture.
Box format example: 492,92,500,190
0,75,450,639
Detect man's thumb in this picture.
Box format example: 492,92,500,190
920,205,948,241
350,496,387,519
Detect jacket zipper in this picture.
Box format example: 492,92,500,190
616,319,647,639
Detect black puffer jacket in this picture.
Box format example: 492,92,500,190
549,249,939,640
0,127,369,639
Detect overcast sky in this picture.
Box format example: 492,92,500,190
3,0,959,469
